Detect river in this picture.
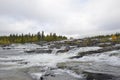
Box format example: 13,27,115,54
0,43,120,80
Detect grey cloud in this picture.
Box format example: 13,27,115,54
0,0,120,38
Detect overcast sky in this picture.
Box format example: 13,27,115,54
0,0,120,38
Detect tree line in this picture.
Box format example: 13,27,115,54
87,32,120,43
0,31,67,45
91,33,120,39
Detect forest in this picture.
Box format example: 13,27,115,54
0,31,67,45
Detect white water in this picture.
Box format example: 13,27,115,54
53,69,83,78
1,44,120,79
31,73,43,80
0,45,102,69
76,50,120,66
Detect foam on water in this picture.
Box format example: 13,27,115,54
76,50,120,66
0,46,103,69
11,43,42,49
1,45,120,72
0,54,73,70
53,69,83,78
30,73,43,80
68,46,102,54
30,69,83,80
1,44,120,79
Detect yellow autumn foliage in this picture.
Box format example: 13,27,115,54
112,35,117,41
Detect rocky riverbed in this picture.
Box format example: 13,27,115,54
0,42,120,80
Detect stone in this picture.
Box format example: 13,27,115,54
25,49,52,53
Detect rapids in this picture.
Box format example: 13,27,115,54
0,43,120,80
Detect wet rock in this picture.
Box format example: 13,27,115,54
25,47,71,54
40,77,44,80
0,44,10,47
2,47,11,50
56,46,71,53
11,60,23,62
57,61,84,74
41,71,81,80
25,49,52,53
57,60,120,80
18,61,29,65
49,44,62,49
83,71,120,80
56,50,68,53
25,50,35,53
98,43,112,47
35,49,52,53
70,46,120,59
44,71,55,77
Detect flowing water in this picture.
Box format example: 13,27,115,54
0,43,120,80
